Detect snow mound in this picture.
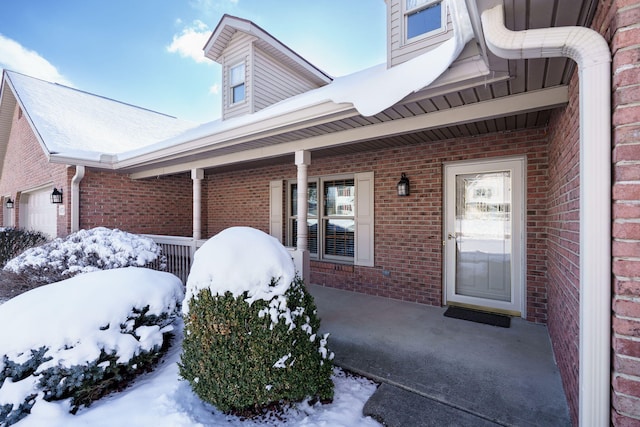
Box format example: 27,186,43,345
184,227,295,311
4,227,164,283
0,268,183,421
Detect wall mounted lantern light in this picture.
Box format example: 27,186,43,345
51,188,63,204
397,173,410,196
5,198,13,209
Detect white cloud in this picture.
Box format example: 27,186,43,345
166,20,212,64
0,34,73,86
209,83,220,95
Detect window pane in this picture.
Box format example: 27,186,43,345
324,219,354,257
291,183,318,216
407,2,442,39
291,218,318,254
230,64,245,85
324,179,354,217
232,83,245,103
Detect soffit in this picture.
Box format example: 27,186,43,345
124,0,597,177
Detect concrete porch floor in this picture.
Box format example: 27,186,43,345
309,284,571,427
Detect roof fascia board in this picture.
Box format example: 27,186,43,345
128,85,568,179
118,54,505,171
115,101,357,169
2,73,53,163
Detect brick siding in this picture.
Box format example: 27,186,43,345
79,170,193,236
0,105,68,237
202,129,550,322
607,0,640,425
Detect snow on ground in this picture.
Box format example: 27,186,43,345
0,227,381,426
14,320,380,427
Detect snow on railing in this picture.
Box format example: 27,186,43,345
146,235,299,285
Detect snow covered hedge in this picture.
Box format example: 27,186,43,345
179,227,334,415
0,228,48,268
3,227,166,285
0,268,183,426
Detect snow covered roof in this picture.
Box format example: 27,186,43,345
0,0,477,172
0,71,198,163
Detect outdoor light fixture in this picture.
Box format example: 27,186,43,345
5,198,13,209
397,173,410,196
51,188,63,204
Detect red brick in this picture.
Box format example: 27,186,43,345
615,298,640,318
615,354,640,377
614,222,640,240
614,316,640,337
614,240,640,257
613,392,640,418
614,144,640,163
615,279,640,298
614,375,640,398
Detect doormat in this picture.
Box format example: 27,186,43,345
444,306,511,328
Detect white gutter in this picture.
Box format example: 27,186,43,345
481,6,611,427
71,165,85,232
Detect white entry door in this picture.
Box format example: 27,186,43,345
444,158,525,316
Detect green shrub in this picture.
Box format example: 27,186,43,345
179,276,334,415
0,228,48,268
3,227,166,285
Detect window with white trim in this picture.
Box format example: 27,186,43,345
289,176,356,262
405,0,444,41
229,62,246,104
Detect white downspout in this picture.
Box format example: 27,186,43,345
481,6,611,426
71,165,85,232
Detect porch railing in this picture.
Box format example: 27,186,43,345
145,234,300,285
144,235,205,284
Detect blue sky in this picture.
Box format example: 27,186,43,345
0,1,387,123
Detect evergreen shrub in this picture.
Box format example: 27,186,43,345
3,227,166,285
0,228,48,268
180,276,334,415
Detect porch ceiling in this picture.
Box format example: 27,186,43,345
126,0,597,179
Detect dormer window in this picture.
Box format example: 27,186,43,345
405,0,444,41
229,62,246,104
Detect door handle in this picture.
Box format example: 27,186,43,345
447,233,456,240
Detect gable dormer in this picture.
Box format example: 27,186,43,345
204,15,332,121
386,0,454,67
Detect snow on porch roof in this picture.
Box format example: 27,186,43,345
2,71,198,163
1,0,476,169
117,0,475,166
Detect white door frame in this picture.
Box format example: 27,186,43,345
443,156,526,317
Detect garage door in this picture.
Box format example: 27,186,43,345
20,188,57,238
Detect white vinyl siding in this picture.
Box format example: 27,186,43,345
387,0,453,67
253,47,319,112
222,33,253,120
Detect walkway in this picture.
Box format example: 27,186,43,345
309,284,571,426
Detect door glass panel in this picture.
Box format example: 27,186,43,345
455,171,511,302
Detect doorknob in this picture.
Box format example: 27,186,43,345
447,233,456,240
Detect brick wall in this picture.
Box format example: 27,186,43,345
608,0,640,425
79,169,193,236
0,105,68,236
203,128,550,321
546,70,581,424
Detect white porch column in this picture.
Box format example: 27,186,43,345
294,150,311,284
191,168,204,241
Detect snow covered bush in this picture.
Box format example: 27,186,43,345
3,227,165,285
179,227,334,415
0,268,183,426
0,228,48,268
